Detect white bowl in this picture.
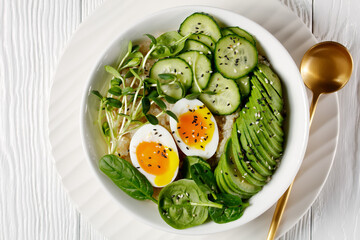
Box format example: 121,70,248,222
80,5,309,235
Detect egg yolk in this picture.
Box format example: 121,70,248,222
176,105,215,150
136,141,179,186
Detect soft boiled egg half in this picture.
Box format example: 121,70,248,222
170,98,219,159
129,124,179,188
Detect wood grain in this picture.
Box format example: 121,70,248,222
0,0,81,239
1,0,359,239
312,1,360,239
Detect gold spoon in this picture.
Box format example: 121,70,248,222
266,41,353,240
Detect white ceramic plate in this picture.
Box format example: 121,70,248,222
80,5,309,234
49,0,339,239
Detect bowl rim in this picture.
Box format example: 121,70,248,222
80,5,309,235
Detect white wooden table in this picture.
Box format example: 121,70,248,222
1,0,359,239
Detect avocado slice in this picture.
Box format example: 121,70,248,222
257,63,282,97
231,122,268,182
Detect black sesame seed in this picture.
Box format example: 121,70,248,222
158,165,161,168
200,145,204,148
186,147,189,150
148,164,152,167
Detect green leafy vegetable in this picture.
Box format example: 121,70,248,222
181,156,211,179
91,90,103,100
142,97,151,114
108,87,122,96
145,114,158,125
150,97,166,110
151,31,191,59
99,154,157,203
105,65,121,78
164,95,178,104
106,98,122,108
110,78,122,86
158,73,177,81
190,163,219,199
158,179,222,229
102,122,110,137
145,33,157,45
209,193,249,223
165,110,178,122
185,92,201,100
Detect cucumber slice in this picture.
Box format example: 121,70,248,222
159,81,185,100
178,51,212,92
228,27,256,46
150,57,193,94
199,73,241,115
179,12,222,41
236,75,251,99
189,33,216,51
221,28,235,36
182,40,213,58
215,35,258,79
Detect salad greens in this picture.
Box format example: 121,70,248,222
99,155,157,204
158,179,222,229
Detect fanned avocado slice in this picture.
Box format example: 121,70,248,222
257,63,283,97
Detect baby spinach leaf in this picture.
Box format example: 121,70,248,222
208,193,249,224
99,154,157,203
190,163,218,199
158,179,222,229
181,156,211,179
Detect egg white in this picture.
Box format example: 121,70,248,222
169,98,219,159
129,124,179,187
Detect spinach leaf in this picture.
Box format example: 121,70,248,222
209,193,249,224
158,179,222,229
182,156,211,179
99,154,157,203
190,163,218,199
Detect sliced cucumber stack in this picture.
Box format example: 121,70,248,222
178,51,212,92
179,12,222,41
222,27,256,46
182,39,213,59
188,33,216,51
199,73,241,115
215,35,258,79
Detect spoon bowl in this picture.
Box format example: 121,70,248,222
301,41,353,94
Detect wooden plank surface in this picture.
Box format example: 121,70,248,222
0,0,359,239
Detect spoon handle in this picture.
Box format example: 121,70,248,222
266,92,320,240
